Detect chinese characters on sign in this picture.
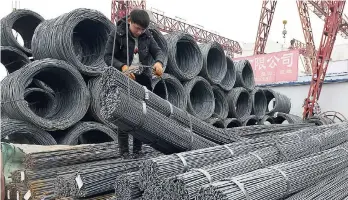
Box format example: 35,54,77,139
233,50,299,84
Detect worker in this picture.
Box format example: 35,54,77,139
104,8,165,90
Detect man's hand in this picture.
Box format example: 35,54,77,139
153,62,163,77
121,65,136,80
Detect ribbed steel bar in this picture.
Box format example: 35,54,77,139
114,171,143,200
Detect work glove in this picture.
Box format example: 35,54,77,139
153,62,163,77
121,65,136,80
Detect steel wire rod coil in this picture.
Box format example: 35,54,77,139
205,117,225,129
306,116,333,125
31,8,114,76
148,23,168,70
1,58,91,131
183,76,215,121
137,139,273,190
250,88,267,118
211,85,229,120
0,9,44,56
259,115,275,125
101,68,234,145
233,60,255,90
197,141,348,200
151,73,187,109
164,32,203,81
263,88,291,114
226,87,252,121
242,115,259,126
24,87,58,118
224,118,242,128
114,171,143,200
198,42,227,85
1,118,56,145
60,121,118,145
273,112,303,124
218,57,236,91
0,46,30,73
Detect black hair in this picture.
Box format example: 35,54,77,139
129,9,150,29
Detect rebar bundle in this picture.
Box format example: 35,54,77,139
151,73,187,109
1,118,57,145
57,193,115,200
114,171,143,200
226,87,252,120
250,88,267,118
263,88,292,114
218,57,236,91
206,117,225,129
148,24,168,70
164,32,203,81
211,85,229,120
273,112,303,124
233,60,255,90
1,58,91,131
199,42,227,85
31,8,114,76
242,115,259,126
0,46,30,73
1,9,44,55
224,118,242,128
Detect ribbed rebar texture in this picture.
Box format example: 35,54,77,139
273,112,303,124
242,115,259,126
224,118,242,128
263,88,291,114
199,42,227,85
205,117,225,129
183,76,215,120
218,57,236,91
60,121,118,145
226,87,252,121
234,60,255,90
250,88,267,118
164,32,203,81
1,58,90,131
114,171,143,200
1,9,44,55
151,73,187,109
1,118,57,145
211,86,229,120
31,8,114,76
259,115,275,125
148,24,168,70
0,46,30,73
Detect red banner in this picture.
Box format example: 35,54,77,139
233,49,300,84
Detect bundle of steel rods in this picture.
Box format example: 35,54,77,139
114,171,143,200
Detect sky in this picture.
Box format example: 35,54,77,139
0,0,348,79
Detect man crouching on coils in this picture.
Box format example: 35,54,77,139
104,8,165,90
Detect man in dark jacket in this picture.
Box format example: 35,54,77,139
104,9,165,90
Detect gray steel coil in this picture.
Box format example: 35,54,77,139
218,57,236,91
0,46,30,73
259,115,275,125
31,8,114,76
273,112,303,124
1,58,90,131
211,85,229,120
100,68,235,145
263,88,291,114
306,115,334,125
242,115,259,126
114,171,143,200
164,32,203,81
151,73,187,110
198,42,227,85
23,87,58,118
148,24,168,70
250,88,267,118
205,117,225,129
0,9,44,56
224,118,242,128
100,86,217,154
183,76,215,121
233,60,255,90
226,87,252,121
60,121,118,145
1,118,56,145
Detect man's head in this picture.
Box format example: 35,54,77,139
128,9,150,38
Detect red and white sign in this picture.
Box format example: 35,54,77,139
233,49,300,84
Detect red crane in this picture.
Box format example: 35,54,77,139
110,0,242,58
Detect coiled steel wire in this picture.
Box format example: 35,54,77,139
60,121,118,145
1,118,56,145
197,141,348,200
148,24,168,70
198,42,227,85
31,8,114,76
114,171,143,200
263,88,291,114
151,73,187,110
211,85,229,120
233,60,255,90
23,87,58,118
218,57,236,91
1,58,91,131
242,115,259,126
226,87,252,121
205,117,225,129
273,112,303,124
259,115,275,125
164,32,203,81
0,46,30,73
100,68,235,145
250,88,267,118
0,9,44,56
306,115,334,125
224,118,242,128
